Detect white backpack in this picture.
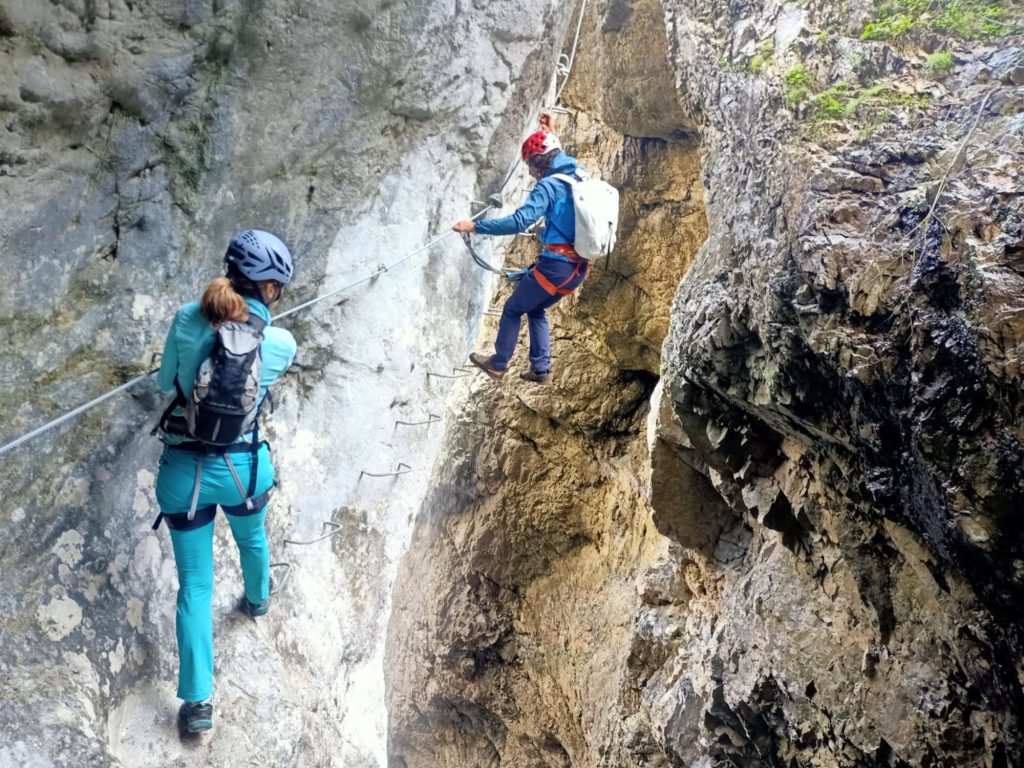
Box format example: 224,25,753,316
551,169,619,260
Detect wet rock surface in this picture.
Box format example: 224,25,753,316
387,1,1024,766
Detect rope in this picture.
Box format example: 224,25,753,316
0,207,493,458
0,368,160,458
274,205,491,322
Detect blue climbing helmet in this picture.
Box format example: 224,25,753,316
225,229,293,284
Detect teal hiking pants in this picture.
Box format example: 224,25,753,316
156,443,275,702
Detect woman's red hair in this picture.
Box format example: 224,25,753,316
200,277,249,325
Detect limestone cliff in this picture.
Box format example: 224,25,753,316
386,1,1024,766
2,0,1022,765
0,1,572,765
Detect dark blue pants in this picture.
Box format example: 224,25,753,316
492,257,587,372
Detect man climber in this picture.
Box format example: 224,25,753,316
453,114,589,385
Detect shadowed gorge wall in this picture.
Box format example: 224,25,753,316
387,0,1024,766
385,1,711,764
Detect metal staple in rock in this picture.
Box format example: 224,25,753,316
358,462,413,480
394,414,441,428
284,521,344,547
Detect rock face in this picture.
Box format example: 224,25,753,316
3,0,1023,765
0,1,573,765
387,1,1024,767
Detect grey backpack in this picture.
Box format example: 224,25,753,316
187,316,265,446
152,315,268,527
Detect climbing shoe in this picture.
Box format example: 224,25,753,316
520,369,551,384
178,700,213,734
469,352,505,380
238,577,273,618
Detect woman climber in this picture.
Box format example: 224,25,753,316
453,114,589,384
153,229,296,735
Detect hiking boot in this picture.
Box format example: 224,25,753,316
520,369,551,384
240,595,269,617
238,577,273,618
468,352,505,381
178,700,213,734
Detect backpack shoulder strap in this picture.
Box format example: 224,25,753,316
550,173,578,187
247,314,267,334
243,312,267,499
150,376,187,437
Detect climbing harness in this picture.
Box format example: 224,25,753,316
533,253,590,297
150,445,276,531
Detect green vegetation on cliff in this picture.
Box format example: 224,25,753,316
861,0,1020,40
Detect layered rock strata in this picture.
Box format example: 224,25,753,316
387,1,1024,766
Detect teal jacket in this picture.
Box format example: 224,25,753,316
157,297,296,444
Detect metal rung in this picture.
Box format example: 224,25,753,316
359,462,412,479
394,414,441,428
283,522,342,547
270,561,292,591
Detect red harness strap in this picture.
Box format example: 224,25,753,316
533,257,591,296
544,242,583,261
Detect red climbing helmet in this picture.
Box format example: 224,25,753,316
521,113,561,161
521,130,561,161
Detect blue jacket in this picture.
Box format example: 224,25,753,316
475,150,580,260
157,296,296,445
